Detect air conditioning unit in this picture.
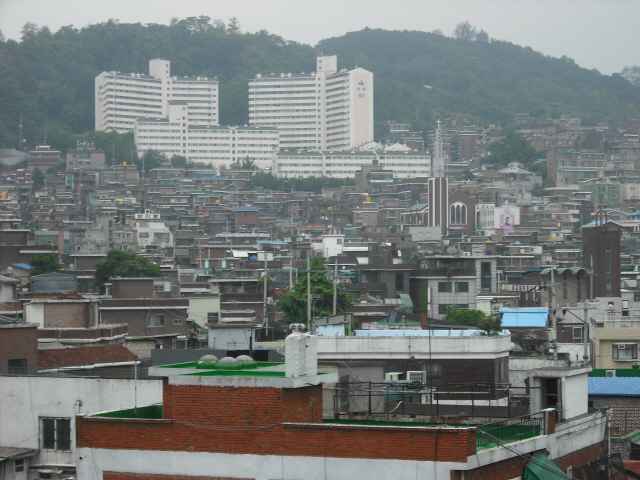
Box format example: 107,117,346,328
618,344,626,350
462,252,471,257
606,370,616,377
407,371,427,384
385,372,402,381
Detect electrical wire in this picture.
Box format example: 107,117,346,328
174,419,282,431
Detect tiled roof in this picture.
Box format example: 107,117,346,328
589,377,640,397
38,345,136,369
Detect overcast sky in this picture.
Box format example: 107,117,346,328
1,0,638,75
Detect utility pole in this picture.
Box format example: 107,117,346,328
263,253,268,331
590,255,594,300
19,113,23,150
307,256,311,325
550,268,558,367
583,302,590,365
289,254,293,291
332,257,338,315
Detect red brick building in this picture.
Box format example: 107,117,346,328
0,321,38,374
77,333,608,480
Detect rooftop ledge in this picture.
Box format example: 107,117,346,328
148,361,337,387
84,406,546,452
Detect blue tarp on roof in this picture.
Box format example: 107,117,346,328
589,377,640,397
9,263,32,270
499,308,549,328
233,206,259,211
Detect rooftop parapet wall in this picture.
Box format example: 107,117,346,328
77,413,477,463
317,332,512,360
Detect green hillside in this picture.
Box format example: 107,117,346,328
1,18,639,156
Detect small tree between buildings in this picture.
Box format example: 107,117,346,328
278,256,354,324
443,305,502,335
31,167,45,190
93,249,163,293
29,253,63,277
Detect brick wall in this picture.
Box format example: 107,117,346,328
592,395,640,436
162,382,323,427
112,279,153,299
0,324,38,374
44,303,88,328
78,383,476,463
458,443,602,480
462,455,529,480
611,437,631,460
552,442,602,471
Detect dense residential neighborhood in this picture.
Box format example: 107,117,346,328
2,14,640,480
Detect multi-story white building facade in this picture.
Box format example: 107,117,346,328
274,149,431,179
95,59,219,133
134,102,279,169
249,55,374,151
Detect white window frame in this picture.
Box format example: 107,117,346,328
612,343,638,360
148,314,165,327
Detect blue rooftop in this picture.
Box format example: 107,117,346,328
589,377,640,397
234,206,259,211
500,308,549,328
7,263,32,270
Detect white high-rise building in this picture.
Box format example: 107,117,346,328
248,55,374,151
274,149,430,179
95,59,219,133
134,101,278,169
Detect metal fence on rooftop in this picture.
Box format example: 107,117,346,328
333,381,543,421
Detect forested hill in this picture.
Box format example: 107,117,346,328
1,18,639,152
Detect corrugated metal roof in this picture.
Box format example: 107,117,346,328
233,206,258,211
500,308,549,328
589,377,640,397
403,203,428,212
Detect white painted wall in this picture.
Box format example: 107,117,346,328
77,448,464,480
188,296,220,328
0,376,162,467
562,373,589,419
23,302,44,327
208,326,254,351
317,334,511,360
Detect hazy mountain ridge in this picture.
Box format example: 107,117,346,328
1,19,638,152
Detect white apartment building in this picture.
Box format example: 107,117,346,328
249,55,374,151
95,59,219,133
274,149,431,179
134,101,279,169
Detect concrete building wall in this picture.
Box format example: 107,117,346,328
594,327,640,369
188,296,220,329
581,225,621,298
0,376,162,466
